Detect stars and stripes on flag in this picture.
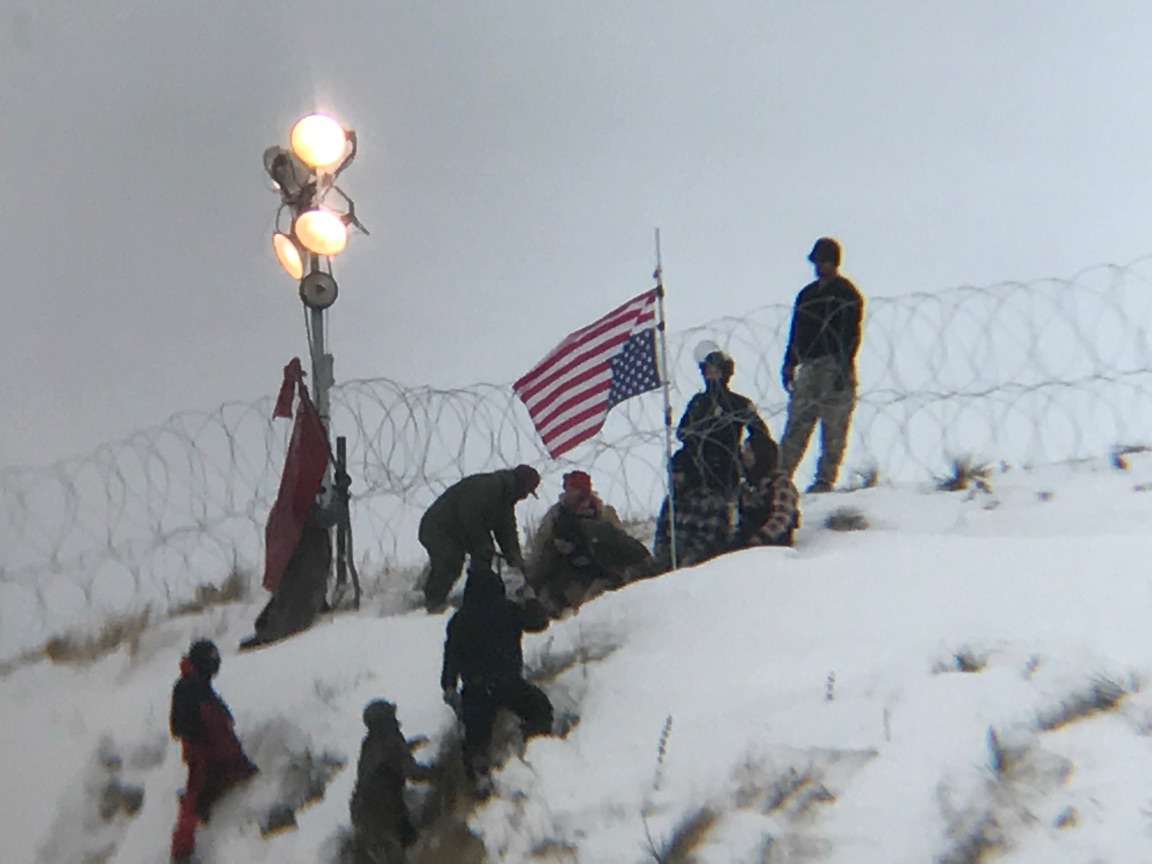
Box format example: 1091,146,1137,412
514,288,663,458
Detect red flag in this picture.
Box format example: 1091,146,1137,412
514,289,662,458
263,359,329,592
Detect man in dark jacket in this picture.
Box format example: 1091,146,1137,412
673,345,771,563
677,344,771,496
779,237,865,493
440,566,552,783
170,639,258,864
348,699,430,864
418,464,541,612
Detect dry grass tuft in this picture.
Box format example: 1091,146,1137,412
1037,675,1128,731
933,648,988,675
647,806,719,864
526,634,621,685
43,607,152,665
936,456,993,493
939,813,1002,864
169,565,251,617
824,507,869,532
529,838,579,860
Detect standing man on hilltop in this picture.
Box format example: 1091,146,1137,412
779,237,864,493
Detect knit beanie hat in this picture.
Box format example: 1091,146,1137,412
563,470,592,493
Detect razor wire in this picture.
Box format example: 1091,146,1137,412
4,258,1152,659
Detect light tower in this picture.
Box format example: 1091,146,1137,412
263,113,367,608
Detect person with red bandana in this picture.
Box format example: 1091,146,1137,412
169,639,258,864
525,470,650,616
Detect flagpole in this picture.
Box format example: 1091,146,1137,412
653,228,678,570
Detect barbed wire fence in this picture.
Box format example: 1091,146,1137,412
4,259,1152,660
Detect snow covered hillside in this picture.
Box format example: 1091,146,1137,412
6,454,1152,864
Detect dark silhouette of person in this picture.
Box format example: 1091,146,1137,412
440,566,552,782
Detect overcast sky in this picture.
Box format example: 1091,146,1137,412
3,2,1151,466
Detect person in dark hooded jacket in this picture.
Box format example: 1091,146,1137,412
677,343,771,497
440,566,552,781
668,344,771,566
418,464,541,612
169,639,257,864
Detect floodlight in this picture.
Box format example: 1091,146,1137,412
272,231,305,280
263,146,310,197
295,208,349,257
290,114,348,170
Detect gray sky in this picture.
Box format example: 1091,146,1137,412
3,2,1151,466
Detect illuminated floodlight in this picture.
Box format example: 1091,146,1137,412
295,208,349,257
272,231,305,280
290,114,348,170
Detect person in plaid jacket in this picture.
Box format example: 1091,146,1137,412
734,435,800,548
653,447,736,571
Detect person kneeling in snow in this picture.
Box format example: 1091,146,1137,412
526,470,651,616
348,699,431,864
733,435,800,548
169,639,258,864
440,565,553,783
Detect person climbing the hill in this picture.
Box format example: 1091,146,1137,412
169,639,258,864
348,699,431,864
440,565,552,786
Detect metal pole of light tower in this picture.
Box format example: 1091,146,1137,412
306,254,335,509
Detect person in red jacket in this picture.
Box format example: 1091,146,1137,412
169,639,258,864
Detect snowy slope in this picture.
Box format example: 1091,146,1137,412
5,455,1152,864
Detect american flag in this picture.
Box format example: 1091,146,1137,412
514,288,663,458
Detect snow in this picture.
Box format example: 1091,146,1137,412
6,454,1152,863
